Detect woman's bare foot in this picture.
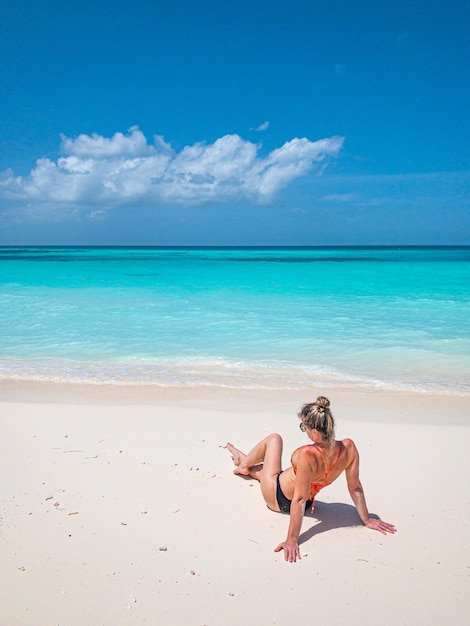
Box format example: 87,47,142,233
226,442,250,475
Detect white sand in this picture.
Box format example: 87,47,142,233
1,383,469,625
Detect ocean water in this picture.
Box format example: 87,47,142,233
0,246,469,395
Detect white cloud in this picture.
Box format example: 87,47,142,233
60,126,157,158
0,127,343,211
250,121,270,131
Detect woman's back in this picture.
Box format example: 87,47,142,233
287,439,357,503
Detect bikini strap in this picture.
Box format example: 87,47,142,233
292,442,342,480
290,445,305,475
312,445,328,470
313,441,342,479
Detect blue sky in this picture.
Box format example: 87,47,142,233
0,0,468,245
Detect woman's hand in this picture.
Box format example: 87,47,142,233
274,540,301,562
366,518,397,535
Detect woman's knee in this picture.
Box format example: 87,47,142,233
266,433,283,447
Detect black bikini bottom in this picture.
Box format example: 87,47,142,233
276,473,291,513
275,473,313,514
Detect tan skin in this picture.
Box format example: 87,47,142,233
227,425,396,563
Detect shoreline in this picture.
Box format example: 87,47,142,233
1,355,468,398
1,382,469,625
1,378,469,424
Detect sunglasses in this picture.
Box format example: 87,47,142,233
299,422,307,432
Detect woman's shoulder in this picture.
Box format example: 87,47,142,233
339,438,359,460
291,444,318,465
292,444,315,457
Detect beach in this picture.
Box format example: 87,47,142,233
1,382,469,626
1,247,469,624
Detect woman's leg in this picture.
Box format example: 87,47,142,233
227,433,283,511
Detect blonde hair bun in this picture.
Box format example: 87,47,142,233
315,396,330,410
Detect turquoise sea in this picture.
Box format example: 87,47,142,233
0,246,469,395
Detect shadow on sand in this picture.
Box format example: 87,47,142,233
298,501,379,544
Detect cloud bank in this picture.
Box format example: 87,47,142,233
0,127,343,211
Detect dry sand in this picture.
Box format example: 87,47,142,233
1,382,469,625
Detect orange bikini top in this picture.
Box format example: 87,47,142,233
291,442,342,509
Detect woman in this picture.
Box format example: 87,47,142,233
227,396,396,563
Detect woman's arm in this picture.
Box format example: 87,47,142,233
346,440,396,535
274,499,305,562
274,450,312,562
